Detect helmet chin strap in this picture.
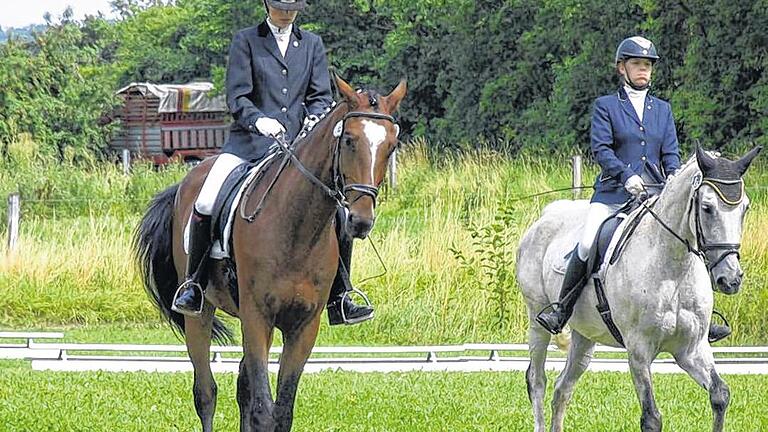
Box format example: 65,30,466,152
624,75,651,91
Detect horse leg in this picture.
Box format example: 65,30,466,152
673,343,729,432
240,314,277,432
526,319,552,432
184,304,218,432
627,350,662,432
274,316,321,432
550,331,595,432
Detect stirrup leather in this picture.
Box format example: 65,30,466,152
171,279,205,316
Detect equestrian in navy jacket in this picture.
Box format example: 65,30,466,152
590,87,681,204
222,20,333,162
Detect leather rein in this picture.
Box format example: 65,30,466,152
240,110,397,222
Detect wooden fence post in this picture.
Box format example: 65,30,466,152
122,149,131,175
7,193,20,253
571,155,582,200
388,149,398,190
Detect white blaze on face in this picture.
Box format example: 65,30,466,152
361,119,387,182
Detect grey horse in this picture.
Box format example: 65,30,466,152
516,145,762,432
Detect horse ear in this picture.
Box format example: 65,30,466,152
383,79,407,114
695,143,717,175
735,145,763,176
334,74,359,109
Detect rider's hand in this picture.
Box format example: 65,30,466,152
254,117,286,138
303,114,320,131
624,174,645,198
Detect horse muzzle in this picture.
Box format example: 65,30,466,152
346,212,374,239
715,273,742,295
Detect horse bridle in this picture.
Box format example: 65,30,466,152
257,110,396,212
692,178,744,271
640,175,745,273
332,111,397,208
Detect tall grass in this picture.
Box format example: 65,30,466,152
1,143,767,345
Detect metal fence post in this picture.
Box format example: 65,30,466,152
388,149,397,190
7,193,20,253
122,149,131,175
571,155,582,200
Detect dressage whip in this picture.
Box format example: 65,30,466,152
508,185,595,203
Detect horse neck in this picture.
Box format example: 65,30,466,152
279,105,348,241
639,163,699,266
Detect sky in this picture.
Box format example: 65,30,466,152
0,0,116,29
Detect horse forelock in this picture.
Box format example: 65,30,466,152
355,87,382,111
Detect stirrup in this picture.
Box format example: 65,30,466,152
535,302,564,335
170,279,205,316
338,288,373,324
708,310,732,344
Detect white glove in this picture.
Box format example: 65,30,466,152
255,117,286,138
624,174,645,198
303,114,320,131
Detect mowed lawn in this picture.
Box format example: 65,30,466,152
1,364,767,431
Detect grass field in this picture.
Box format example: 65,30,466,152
1,143,768,431
1,362,767,431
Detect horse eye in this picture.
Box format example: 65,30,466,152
702,204,714,214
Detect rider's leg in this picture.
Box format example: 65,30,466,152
172,153,246,317
536,202,621,334
327,207,375,326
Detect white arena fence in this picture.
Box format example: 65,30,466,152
2,332,768,374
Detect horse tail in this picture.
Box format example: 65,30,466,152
134,184,234,345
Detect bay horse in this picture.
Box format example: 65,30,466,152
135,75,406,431
516,145,761,432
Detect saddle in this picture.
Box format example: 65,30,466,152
183,150,280,259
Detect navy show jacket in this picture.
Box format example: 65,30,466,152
590,87,681,204
222,21,333,161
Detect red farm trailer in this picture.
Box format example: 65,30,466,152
111,82,230,165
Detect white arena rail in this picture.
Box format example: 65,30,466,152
2,333,768,374
0,331,65,360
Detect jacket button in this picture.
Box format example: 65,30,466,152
281,107,287,113
641,141,646,146
282,69,287,76
281,88,288,94
641,156,647,161
639,126,644,131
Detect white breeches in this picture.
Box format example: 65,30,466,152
576,202,625,260
194,153,247,215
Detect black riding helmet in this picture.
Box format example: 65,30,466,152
264,0,307,10
615,36,659,90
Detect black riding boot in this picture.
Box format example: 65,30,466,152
535,248,589,334
171,209,212,317
327,208,374,326
708,311,731,343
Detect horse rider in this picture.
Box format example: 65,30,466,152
535,36,732,342
171,0,375,326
